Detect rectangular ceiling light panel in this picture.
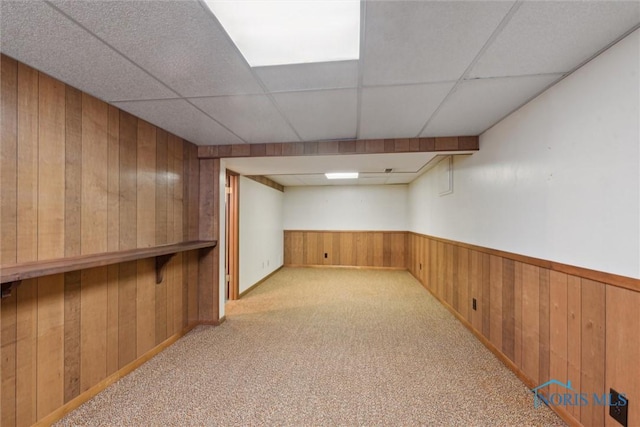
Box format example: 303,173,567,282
326,172,358,179
204,0,360,67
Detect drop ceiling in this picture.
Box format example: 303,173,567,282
225,152,469,187
1,1,638,147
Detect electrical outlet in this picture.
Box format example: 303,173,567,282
472,298,477,311
324,253,328,258
610,388,628,427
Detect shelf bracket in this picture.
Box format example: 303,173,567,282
155,254,176,284
1,280,22,299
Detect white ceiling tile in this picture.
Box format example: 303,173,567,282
362,1,515,85
266,175,304,187
272,89,357,141
51,0,263,98
113,99,243,146
0,1,175,101
190,95,299,143
422,74,563,137
254,61,358,92
357,177,387,185
386,174,416,185
470,1,640,78
359,82,454,139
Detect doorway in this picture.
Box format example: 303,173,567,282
225,170,239,300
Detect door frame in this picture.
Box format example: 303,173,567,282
225,170,240,300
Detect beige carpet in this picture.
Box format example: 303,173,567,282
56,267,564,426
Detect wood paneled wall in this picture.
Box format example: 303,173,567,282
0,55,202,426
284,231,407,269
407,232,640,427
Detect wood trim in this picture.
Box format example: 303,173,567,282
1,241,217,284
34,322,200,427
239,266,283,298
245,175,284,192
198,136,479,159
409,232,640,293
414,273,582,427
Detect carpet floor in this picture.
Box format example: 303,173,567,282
56,267,564,426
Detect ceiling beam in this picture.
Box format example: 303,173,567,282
197,136,478,159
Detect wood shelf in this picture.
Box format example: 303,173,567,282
0,240,217,297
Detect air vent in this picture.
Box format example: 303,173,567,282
384,168,393,173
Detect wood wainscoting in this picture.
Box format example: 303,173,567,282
284,231,407,269
0,54,211,427
407,232,640,427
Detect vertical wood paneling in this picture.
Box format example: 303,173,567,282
106,265,119,376
107,105,120,252
187,250,199,324
171,136,184,243
339,232,355,266
1,55,18,265
38,73,65,260
80,267,108,392
373,233,384,267
391,233,405,268
549,271,568,398
36,274,64,420
15,279,37,426
118,261,137,367
64,87,82,258
137,120,156,248
580,278,605,427
118,111,137,251
322,232,333,265
538,268,550,386
606,286,640,427
457,247,469,320
16,62,38,264
2,59,200,427
489,255,503,350
469,250,483,332
501,259,515,361
356,233,371,266
155,129,168,246
63,272,81,403
136,259,155,356
2,292,17,426
81,94,108,255
514,262,523,369
481,253,491,338
521,264,540,384
567,275,582,421
445,245,454,305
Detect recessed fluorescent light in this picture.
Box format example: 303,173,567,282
325,172,358,180
204,0,360,67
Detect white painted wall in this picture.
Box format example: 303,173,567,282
283,185,408,231
239,177,284,293
409,29,640,279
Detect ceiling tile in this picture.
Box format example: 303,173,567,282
470,1,640,78
272,89,357,141
359,82,454,139
422,74,563,137
266,175,305,187
254,61,358,92
362,1,515,86
190,95,299,143
113,99,244,146
51,0,263,98
0,1,175,101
